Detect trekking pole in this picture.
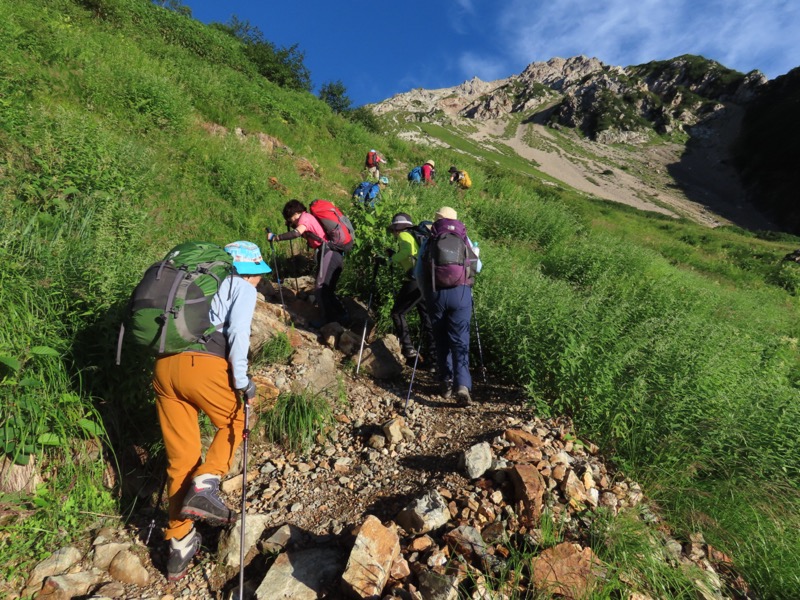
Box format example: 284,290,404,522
265,228,287,315
144,471,167,546
287,232,300,295
238,394,251,600
355,259,381,375
403,335,424,416
472,297,488,384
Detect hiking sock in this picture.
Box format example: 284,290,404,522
167,527,201,581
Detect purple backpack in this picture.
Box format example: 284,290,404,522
424,218,477,290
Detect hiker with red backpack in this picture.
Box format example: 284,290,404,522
147,241,270,581
385,213,437,368
415,206,481,407
364,148,387,180
267,199,353,327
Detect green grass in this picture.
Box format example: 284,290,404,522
262,391,333,454
2,0,800,596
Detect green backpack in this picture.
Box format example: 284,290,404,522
116,241,234,364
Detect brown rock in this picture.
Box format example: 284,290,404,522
562,470,589,509
504,429,545,448
108,550,149,587
504,445,543,463
409,535,434,552
509,464,546,525
531,542,604,598
341,515,400,599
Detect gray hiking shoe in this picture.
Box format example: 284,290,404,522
167,527,201,582
180,474,237,526
456,386,472,407
439,381,453,399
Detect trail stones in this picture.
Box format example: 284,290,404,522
108,550,149,587
218,514,271,568
91,542,129,570
357,339,404,379
34,570,104,599
442,525,488,564
25,547,83,593
461,442,493,479
341,515,400,599
255,548,344,600
510,464,546,525
531,542,605,598
396,489,451,534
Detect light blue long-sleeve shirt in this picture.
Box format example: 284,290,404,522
209,275,257,389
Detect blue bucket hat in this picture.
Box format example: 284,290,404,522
224,241,272,275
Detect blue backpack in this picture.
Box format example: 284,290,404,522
407,166,423,183
352,181,381,206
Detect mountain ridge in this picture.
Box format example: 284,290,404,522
369,54,777,231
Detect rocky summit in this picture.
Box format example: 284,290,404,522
370,54,784,232
372,54,766,143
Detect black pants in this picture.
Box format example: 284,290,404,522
316,246,345,322
391,278,435,356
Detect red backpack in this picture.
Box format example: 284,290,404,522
365,151,378,167
309,199,355,253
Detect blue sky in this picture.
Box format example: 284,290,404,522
182,0,799,107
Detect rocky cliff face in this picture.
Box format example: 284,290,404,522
371,54,768,143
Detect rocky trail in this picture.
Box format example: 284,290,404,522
16,282,752,600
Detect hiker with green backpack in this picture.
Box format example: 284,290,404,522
121,240,271,581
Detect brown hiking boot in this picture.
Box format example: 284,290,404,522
456,386,472,407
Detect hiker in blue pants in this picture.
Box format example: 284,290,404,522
415,206,481,407
430,285,473,402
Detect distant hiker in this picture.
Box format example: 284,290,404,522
267,199,352,327
386,212,436,367
352,176,389,208
153,241,270,581
364,149,387,180
448,165,472,189
408,159,436,185
416,206,481,407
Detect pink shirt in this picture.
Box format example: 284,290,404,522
298,211,327,248
422,163,434,182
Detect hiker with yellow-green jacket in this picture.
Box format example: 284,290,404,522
386,212,436,369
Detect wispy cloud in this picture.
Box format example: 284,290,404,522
492,0,799,79
450,0,477,34
457,52,509,82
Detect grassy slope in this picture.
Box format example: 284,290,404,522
1,0,799,596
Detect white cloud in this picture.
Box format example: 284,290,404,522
494,0,800,78
458,52,509,82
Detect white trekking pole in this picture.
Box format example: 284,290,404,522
238,394,251,600
356,259,381,374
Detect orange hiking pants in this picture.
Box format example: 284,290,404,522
153,352,244,540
